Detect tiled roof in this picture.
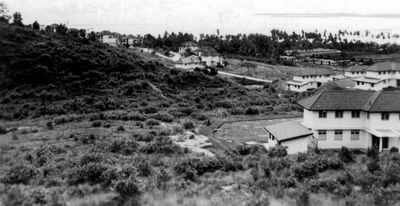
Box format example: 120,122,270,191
366,62,400,72
298,89,400,112
293,68,335,76
264,121,313,142
197,47,220,56
347,65,367,72
333,77,356,88
286,80,308,86
354,77,384,83
176,56,201,64
368,91,400,112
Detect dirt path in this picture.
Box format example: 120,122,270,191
218,71,273,83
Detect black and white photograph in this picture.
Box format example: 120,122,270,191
1,0,400,205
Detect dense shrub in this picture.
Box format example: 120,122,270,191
235,143,267,155
107,138,139,155
2,164,38,184
66,163,108,185
367,160,381,174
183,121,195,129
390,147,399,153
150,112,174,122
174,157,222,179
245,107,259,115
339,147,354,163
0,124,7,134
146,119,160,126
115,178,140,197
142,106,159,114
367,146,379,160
268,145,288,157
293,156,343,180
137,160,152,177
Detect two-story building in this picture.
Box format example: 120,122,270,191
344,65,367,78
196,47,224,66
286,69,336,92
298,90,400,151
265,90,400,153
174,55,204,70
353,62,400,91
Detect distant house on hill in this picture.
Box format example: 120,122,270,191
179,42,199,54
353,62,400,91
174,55,204,70
282,48,349,66
286,68,336,92
344,65,367,78
100,34,118,46
196,47,224,66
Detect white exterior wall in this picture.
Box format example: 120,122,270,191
201,56,223,66
174,63,204,70
368,113,400,130
287,82,319,92
102,35,118,46
354,81,385,91
345,71,365,78
281,137,310,154
303,109,400,150
293,75,333,83
316,130,371,149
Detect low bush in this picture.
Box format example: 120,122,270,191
245,107,259,115
150,112,174,122
293,156,343,180
66,162,108,185
390,147,399,153
339,147,354,163
0,124,6,134
183,121,195,129
115,178,140,197
2,164,39,184
146,119,160,126
91,121,102,127
235,143,267,155
137,160,152,177
174,157,222,180
268,145,288,158
107,138,139,155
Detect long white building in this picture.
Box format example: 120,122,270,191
345,62,400,91
286,68,336,92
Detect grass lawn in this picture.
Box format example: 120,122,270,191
213,118,301,146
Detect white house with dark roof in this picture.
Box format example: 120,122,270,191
352,62,400,91
298,90,400,151
264,120,315,154
174,55,204,70
286,68,336,92
196,47,224,66
344,65,367,78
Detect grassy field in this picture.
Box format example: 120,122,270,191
213,118,301,146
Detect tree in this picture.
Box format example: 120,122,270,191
78,29,86,39
0,1,10,23
32,20,40,30
55,24,67,35
88,31,97,41
12,12,23,26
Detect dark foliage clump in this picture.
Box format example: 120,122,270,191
107,138,139,155
268,145,288,158
66,162,108,185
234,143,267,155
139,136,182,155
2,164,38,184
339,147,354,163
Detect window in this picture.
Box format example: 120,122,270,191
351,130,360,140
351,111,360,118
381,113,390,120
357,82,360,85
318,130,327,140
371,83,374,87
335,111,343,118
319,111,327,118
382,137,389,149
367,113,370,119
379,72,381,75
334,130,343,140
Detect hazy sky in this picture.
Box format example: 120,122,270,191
6,0,400,36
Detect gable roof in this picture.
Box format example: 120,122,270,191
347,65,367,72
197,47,220,56
176,55,201,64
264,121,313,142
293,68,335,77
366,62,400,72
298,90,400,112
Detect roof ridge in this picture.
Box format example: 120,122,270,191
309,90,325,109
363,91,381,111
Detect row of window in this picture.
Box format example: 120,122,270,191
356,81,376,87
318,111,394,120
318,130,360,140
302,75,330,79
350,71,365,75
378,71,397,75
